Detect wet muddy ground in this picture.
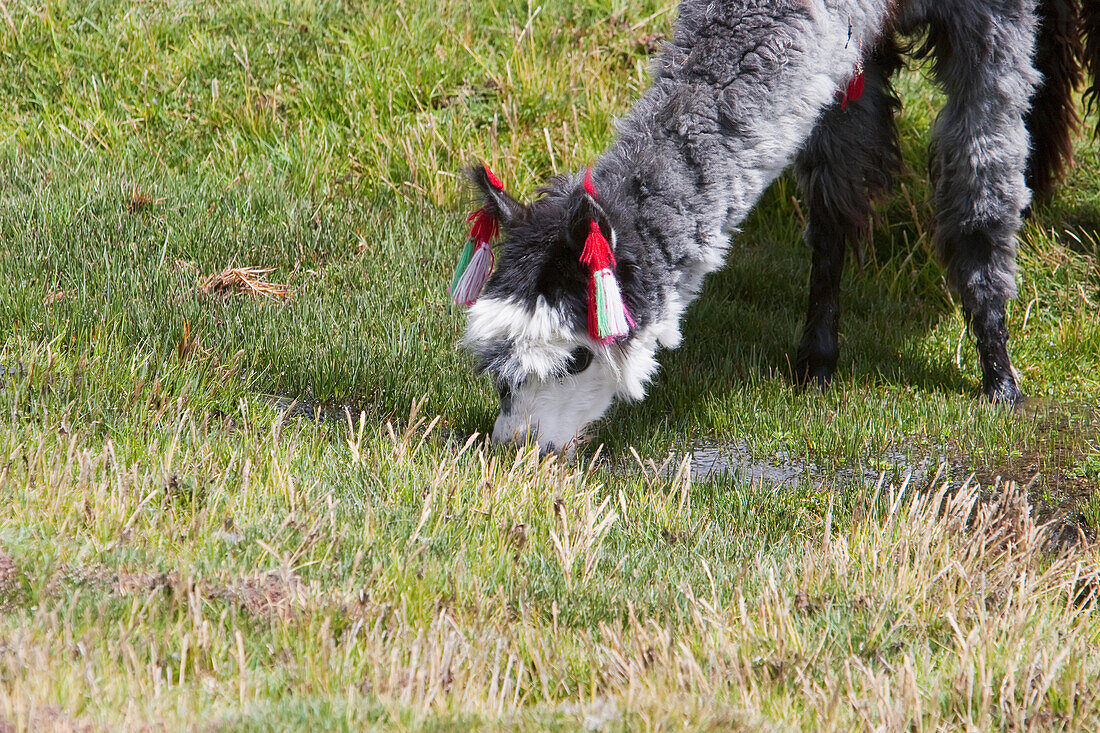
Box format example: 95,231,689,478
687,441,944,487
676,398,1100,544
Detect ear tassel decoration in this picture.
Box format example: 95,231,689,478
449,167,502,306
580,169,634,343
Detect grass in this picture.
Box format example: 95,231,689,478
1,0,1100,729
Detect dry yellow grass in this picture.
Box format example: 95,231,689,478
1,407,1098,729
199,267,293,301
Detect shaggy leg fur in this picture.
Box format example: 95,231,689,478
1026,0,1083,201
793,42,903,390
923,1,1039,405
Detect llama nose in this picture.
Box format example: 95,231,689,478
491,412,530,446
492,413,562,455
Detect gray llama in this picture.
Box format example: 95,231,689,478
455,0,1099,452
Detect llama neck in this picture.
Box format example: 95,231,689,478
594,0,891,342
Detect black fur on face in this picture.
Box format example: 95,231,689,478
472,338,514,380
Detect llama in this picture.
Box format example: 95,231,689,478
453,0,1099,452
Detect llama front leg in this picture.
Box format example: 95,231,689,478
793,43,902,390
924,2,1039,405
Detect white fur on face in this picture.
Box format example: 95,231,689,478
464,295,669,451
464,295,575,384
491,360,621,451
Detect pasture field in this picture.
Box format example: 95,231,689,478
3,0,1100,729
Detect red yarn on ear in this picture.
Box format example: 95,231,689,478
467,206,499,244
580,219,615,272
583,167,597,197
484,164,504,191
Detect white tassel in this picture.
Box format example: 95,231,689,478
450,240,495,306
591,267,633,342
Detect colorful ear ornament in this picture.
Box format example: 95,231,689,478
449,165,503,306
580,168,634,343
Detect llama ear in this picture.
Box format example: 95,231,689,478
467,163,524,226
566,186,610,252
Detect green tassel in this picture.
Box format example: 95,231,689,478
449,238,475,293
594,275,609,336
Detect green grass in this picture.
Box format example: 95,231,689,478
2,0,1100,729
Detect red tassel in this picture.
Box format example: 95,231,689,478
448,164,509,306
580,219,615,272
583,167,597,197
467,206,499,244
839,69,864,110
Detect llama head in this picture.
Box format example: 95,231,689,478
457,164,664,453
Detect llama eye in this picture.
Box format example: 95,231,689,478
562,347,593,376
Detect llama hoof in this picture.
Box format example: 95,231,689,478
793,356,834,392
983,376,1024,407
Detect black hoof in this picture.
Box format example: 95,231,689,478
793,353,835,392
983,375,1024,407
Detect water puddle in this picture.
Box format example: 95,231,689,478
684,441,945,488
677,398,1100,489
265,391,1100,545
973,397,1100,511
664,397,1100,546
265,393,1099,513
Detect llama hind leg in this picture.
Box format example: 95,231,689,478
925,3,1039,404
793,43,902,389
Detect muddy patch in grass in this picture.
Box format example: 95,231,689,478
43,562,330,620
0,548,20,610
964,398,1100,543
0,550,17,594
206,570,306,618
47,563,176,597
675,397,1100,546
